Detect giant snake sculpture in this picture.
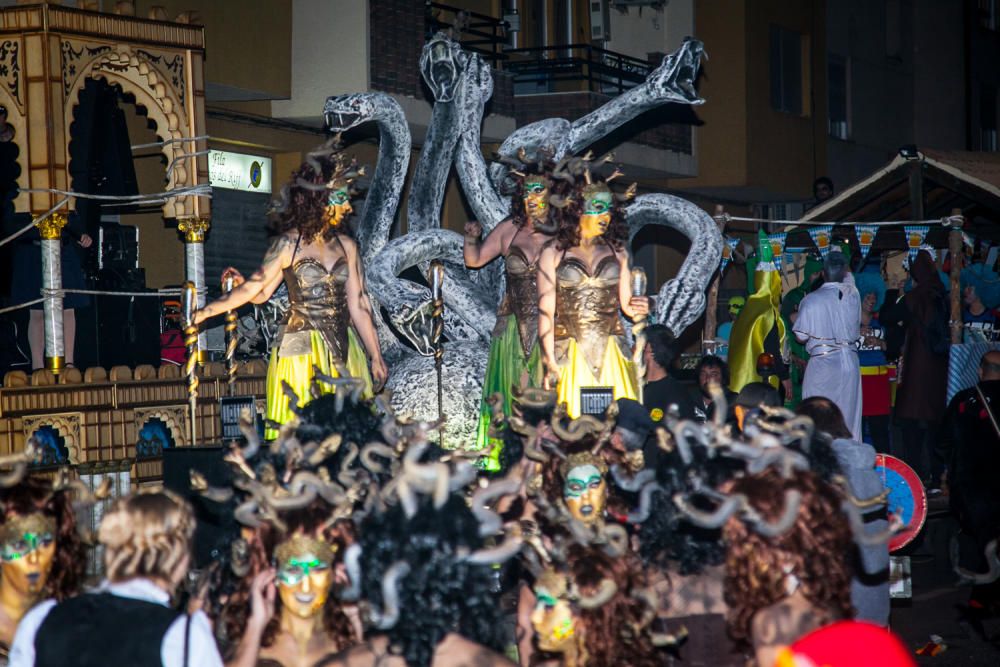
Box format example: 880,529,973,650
322,34,721,447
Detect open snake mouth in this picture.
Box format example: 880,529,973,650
325,109,362,131
424,39,463,102
659,38,705,104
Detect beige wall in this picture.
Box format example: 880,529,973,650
136,0,292,99
676,0,748,190
745,0,826,199
270,0,368,121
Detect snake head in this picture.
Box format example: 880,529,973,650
420,32,469,103
655,277,706,338
646,37,705,106
324,93,381,132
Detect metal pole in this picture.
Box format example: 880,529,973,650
179,217,210,362
37,213,68,374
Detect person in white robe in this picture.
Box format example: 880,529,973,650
793,250,863,440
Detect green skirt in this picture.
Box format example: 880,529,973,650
475,316,541,471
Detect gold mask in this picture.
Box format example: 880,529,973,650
523,178,551,223
275,535,336,620
531,569,579,653
0,513,57,602
561,453,608,525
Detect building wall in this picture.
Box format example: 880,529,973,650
912,0,966,150
136,0,292,101
672,0,749,190
270,0,368,121
605,0,694,60
744,0,827,201
826,0,917,191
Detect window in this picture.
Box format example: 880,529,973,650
981,85,998,151
770,25,803,115
828,54,850,139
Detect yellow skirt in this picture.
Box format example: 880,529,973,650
555,337,638,419
265,328,373,438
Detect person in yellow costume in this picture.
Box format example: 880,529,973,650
538,159,649,418
194,139,387,437
728,230,788,395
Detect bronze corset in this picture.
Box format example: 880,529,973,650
554,254,624,376
278,257,350,361
494,245,540,357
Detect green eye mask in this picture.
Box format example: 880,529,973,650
328,188,350,207
1,532,54,562
584,193,612,216
525,181,548,195
563,464,603,499
277,555,330,586
535,589,559,608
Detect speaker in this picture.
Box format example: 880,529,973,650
74,292,161,370
163,446,236,569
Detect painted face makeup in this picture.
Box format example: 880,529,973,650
325,186,352,227
563,464,607,525
523,179,550,223
579,191,613,239
0,513,56,600
530,579,578,653
274,535,335,619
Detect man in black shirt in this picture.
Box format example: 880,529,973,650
641,324,697,422
692,355,737,423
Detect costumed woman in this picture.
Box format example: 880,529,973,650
193,139,387,437
854,268,891,454
529,543,667,667
329,465,519,665
210,379,391,666
10,489,222,666
722,469,854,667
0,477,86,661
537,159,649,418
464,151,565,471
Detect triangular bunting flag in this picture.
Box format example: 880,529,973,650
768,232,787,273
720,236,739,273
904,225,929,262
855,225,878,261
809,225,834,257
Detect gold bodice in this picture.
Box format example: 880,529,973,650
494,244,540,356
278,257,350,360
554,253,624,376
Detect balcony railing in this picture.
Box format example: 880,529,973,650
504,44,653,95
426,2,508,65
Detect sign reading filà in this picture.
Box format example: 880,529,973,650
209,150,272,194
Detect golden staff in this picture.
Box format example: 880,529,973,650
182,281,200,445
630,267,648,404
222,274,238,395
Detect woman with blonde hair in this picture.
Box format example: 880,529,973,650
9,490,223,667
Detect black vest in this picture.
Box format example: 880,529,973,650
35,593,183,667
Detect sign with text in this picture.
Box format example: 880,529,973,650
209,150,272,193
579,387,614,417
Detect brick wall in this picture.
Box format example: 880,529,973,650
369,0,516,117
370,0,426,99
513,92,693,154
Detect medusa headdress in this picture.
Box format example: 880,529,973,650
546,151,635,251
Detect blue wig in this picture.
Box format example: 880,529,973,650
854,266,886,310
961,262,1000,309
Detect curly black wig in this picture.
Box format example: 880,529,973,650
358,494,506,667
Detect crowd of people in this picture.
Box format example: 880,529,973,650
2,134,996,666
0,377,918,667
